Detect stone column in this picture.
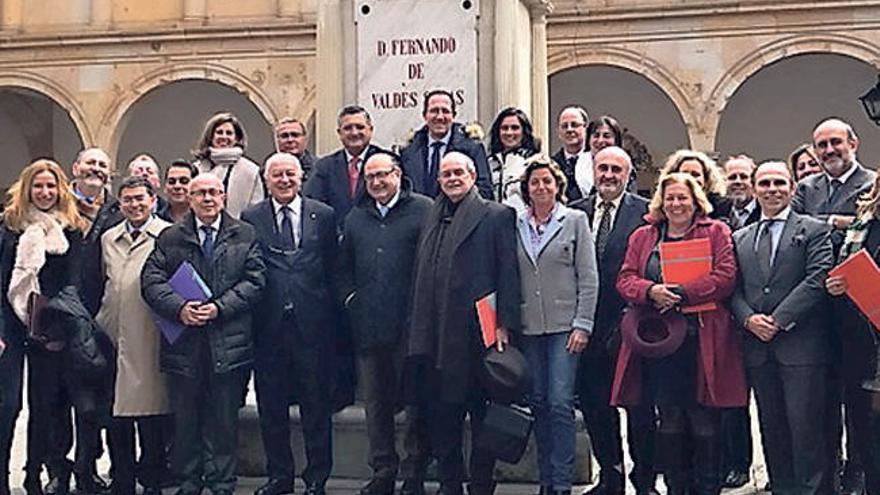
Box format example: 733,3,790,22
316,0,344,154
493,1,517,110
184,0,207,22
91,0,112,27
530,6,550,148
1,0,24,31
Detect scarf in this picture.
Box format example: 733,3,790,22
8,208,70,325
208,146,244,168
840,210,879,262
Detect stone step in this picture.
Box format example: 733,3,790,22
236,405,592,483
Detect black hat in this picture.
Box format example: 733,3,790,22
480,346,530,404
621,305,687,359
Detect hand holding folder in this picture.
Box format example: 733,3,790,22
150,261,213,345
829,249,880,331
659,237,717,314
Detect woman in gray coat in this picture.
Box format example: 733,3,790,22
516,157,599,495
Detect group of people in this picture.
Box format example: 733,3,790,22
0,86,877,495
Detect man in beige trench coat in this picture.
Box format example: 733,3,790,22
96,176,173,495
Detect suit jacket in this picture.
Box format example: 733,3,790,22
571,192,648,348
730,211,835,367
399,123,493,200
516,204,598,336
791,163,875,220
303,144,392,231
241,197,338,351
551,148,593,201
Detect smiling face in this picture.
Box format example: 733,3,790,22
813,120,858,178
499,115,523,152
337,112,373,156
724,158,754,204
593,148,630,201
424,93,455,140
211,122,237,149
128,156,161,190
188,175,225,224
589,124,617,156
526,167,559,209
164,166,193,206
119,185,155,228
30,170,60,212
275,121,307,155
754,162,793,218
72,148,111,191
678,159,707,191
795,151,822,182
557,108,587,154
438,154,476,203
363,154,401,205
265,156,302,205
662,181,696,229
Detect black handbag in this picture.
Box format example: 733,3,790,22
473,402,534,464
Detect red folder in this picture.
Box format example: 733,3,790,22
475,292,497,348
659,237,717,314
829,249,880,332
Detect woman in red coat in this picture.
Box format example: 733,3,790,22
613,173,747,495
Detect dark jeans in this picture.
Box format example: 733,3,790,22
254,341,333,486
749,362,827,495
0,339,24,482
108,415,168,489
720,406,753,473
357,346,430,481
168,362,245,495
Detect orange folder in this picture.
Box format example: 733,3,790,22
829,248,880,332
475,292,497,348
659,237,717,314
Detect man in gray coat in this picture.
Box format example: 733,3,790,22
730,161,834,495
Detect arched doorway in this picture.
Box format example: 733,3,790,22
0,86,83,189
716,53,880,167
548,64,690,190
114,79,274,174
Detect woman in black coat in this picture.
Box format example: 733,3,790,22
0,159,91,495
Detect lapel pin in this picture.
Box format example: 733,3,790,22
310,212,317,220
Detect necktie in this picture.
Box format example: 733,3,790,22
565,156,582,201
595,201,613,260
427,142,444,196
348,156,360,199
756,219,778,276
130,230,141,242
828,179,842,203
200,225,214,260
280,207,295,249
378,205,388,218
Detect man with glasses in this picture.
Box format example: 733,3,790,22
273,118,314,182
399,89,493,200
551,106,593,202
142,173,266,495
242,153,338,495
338,153,432,495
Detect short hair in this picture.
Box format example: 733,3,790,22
193,111,247,159
441,151,475,174
337,105,372,128
594,146,633,172
519,155,568,206
263,152,302,179
166,159,199,180
648,172,714,222
723,154,756,176
586,115,623,147
557,106,589,125
275,117,307,135
488,107,540,155
814,117,858,142
364,152,401,170
127,153,159,174
661,149,726,196
118,175,156,196
422,89,457,116
75,147,110,165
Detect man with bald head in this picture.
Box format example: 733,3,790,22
338,153,432,495
142,173,266,495
731,161,834,495
242,153,338,495
570,147,655,495
408,152,520,495
551,106,593,202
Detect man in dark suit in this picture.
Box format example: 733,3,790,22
241,153,338,495
273,117,315,181
791,118,876,495
550,106,592,202
408,152,520,495
304,105,391,231
730,161,834,495
141,173,266,495
339,153,432,495
570,147,654,495
399,89,492,200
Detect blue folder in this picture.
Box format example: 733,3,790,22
151,261,213,345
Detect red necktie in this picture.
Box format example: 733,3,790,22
348,157,359,199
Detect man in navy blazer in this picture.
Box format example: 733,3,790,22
570,147,654,495
399,89,493,200
242,153,339,495
304,105,393,232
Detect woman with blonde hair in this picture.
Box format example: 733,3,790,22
193,111,263,218
788,144,823,183
0,159,98,495
661,150,732,222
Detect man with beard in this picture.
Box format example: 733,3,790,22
551,107,593,202
724,155,760,232
792,118,877,495
570,147,655,495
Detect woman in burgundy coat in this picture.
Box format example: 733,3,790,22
613,173,747,495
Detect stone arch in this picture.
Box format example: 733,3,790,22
547,46,696,137
100,63,281,159
0,70,91,145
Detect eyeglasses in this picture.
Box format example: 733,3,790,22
559,122,584,130
191,188,223,198
364,169,396,182
166,177,191,185
277,131,304,140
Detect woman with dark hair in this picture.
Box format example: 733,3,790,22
193,111,263,218
661,149,732,222
0,160,94,495
487,107,540,209
788,143,823,183
516,157,598,495
586,115,623,157
614,173,746,495
826,172,880,495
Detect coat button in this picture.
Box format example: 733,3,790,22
377,247,384,253
763,287,770,294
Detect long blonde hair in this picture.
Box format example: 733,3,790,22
3,159,87,233
661,149,727,196
856,173,880,219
